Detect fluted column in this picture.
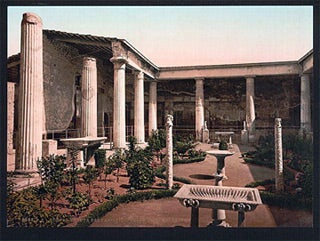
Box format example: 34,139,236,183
195,78,204,141
166,114,174,190
148,81,157,136
15,13,43,173
110,57,127,148
246,76,255,141
134,71,145,143
275,118,284,192
81,57,97,137
300,74,311,133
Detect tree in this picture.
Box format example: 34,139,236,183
82,166,99,196
94,149,106,181
37,155,66,209
104,159,115,189
108,149,125,183
147,129,166,163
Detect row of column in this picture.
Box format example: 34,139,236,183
195,74,312,141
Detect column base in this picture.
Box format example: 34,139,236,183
207,220,231,228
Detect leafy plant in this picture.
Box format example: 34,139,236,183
66,191,92,217
108,149,125,182
94,149,106,180
146,129,166,162
82,165,99,196
125,138,155,190
219,140,228,150
37,155,66,209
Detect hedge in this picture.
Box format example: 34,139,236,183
76,189,177,227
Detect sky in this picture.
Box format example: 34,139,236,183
7,6,313,67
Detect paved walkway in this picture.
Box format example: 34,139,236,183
91,144,312,228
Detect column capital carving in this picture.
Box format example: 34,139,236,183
132,70,144,80
110,56,128,69
22,12,42,26
83,57,96,67
111,40,127,58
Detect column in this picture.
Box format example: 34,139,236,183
300,74,311,133
15,13,43,173
195,78,204,141
81,57,97,137
7,82,15,153
110,57,127,148
166,114,174,190
134,71,145,143
274,118,284,192
148,81,157,136
246,76,255,141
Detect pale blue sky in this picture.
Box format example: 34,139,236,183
8,6,313,66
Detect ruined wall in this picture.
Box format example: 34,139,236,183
157,77,300,130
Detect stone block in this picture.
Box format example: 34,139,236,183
42,139,58,157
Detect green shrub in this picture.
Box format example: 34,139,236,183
219,140,228,150
123,138,156,190
76,189,177,227
7,187,70,227
94,149,106,168
66,191,92,216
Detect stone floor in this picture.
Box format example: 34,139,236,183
90,143,313,228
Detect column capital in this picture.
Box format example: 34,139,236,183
299,73,311,78
22,12,42,25
132,70,144,80
245,75,256,79
83,57,96,66
110,56,128,70
195,77,205,82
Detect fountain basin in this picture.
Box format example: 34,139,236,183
174,184,262,211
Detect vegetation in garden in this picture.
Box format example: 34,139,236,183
7,132,205,227
243,134,313,207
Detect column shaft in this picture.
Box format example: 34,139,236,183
195,78,204,141
275,118,284,192
81,57,97,137
134,71,145,143
148,81,157,136
15,13,43,172
111,58,127,148
300,74,311,132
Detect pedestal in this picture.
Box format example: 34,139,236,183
206,150,235,226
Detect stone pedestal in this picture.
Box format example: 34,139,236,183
134,71,145,143
274,118,284,192
110,57,127,149
15,12,43,173
300,74,311,133
148,81,157,136
42,140,58,157
195,78,204,141
81,57,97,137
166,115,174,190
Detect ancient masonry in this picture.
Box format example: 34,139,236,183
7,12,314,173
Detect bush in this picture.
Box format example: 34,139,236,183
125,139,155,190
76,189,177,227
7,187,70,227
66,191,92,216
219,140,228,150
94,149,106,169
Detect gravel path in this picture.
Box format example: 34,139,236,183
90,144,312,228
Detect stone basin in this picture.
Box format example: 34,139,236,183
174,184,262,211
206,150,235,157
60,136,107,148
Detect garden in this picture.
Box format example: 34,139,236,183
7,130,206,227
242,134,313,210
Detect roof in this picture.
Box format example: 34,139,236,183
43,29,159,71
